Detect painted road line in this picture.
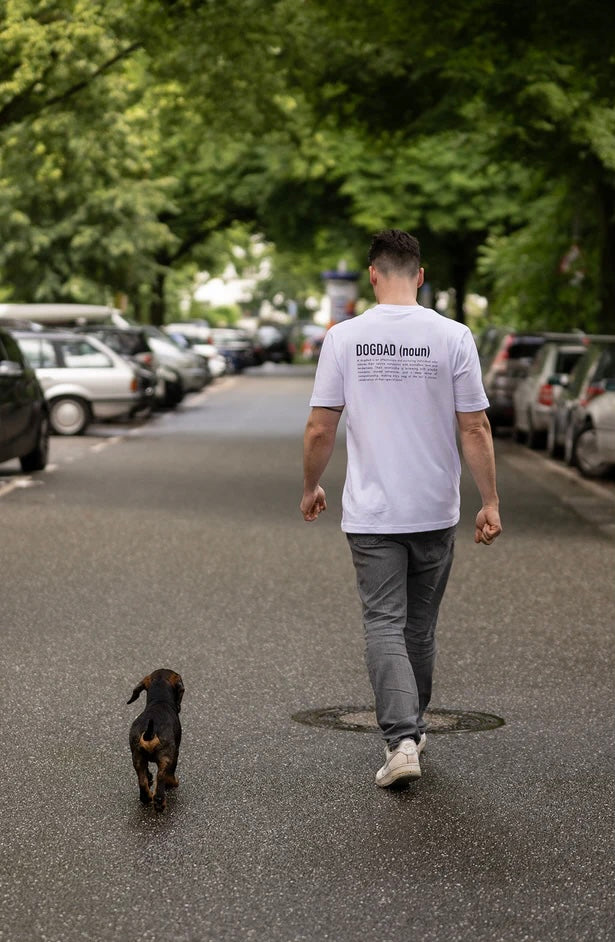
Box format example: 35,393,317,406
90,436,122,453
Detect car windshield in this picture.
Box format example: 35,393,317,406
166,332,192,349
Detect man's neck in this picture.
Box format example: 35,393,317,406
375,292,418,305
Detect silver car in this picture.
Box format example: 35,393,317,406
512,336,586,448
14,330,152,435
573,389,615,477
142,326,209,394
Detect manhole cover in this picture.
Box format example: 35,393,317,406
292,705,504,734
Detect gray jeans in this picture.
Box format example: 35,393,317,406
346,527,456,748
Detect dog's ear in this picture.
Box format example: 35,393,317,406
127,676,151,704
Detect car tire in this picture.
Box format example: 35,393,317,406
20,413,50,471
159,376,184,409
49,396,90,436
546,417,562,458
575,426,612,478
512,424,526,443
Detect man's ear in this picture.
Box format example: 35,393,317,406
417,267,425,289
369,265,378,287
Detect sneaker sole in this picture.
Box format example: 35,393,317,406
376,764,421,788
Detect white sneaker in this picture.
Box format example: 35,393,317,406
417,733,427,754
375,738,421,787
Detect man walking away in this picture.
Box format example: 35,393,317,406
300,229,502,788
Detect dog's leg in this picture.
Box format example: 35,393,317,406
132,753,152,804
153,757,179,810
165,755,179,789
153,766,166,811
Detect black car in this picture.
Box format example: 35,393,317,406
253,324,295,365
209,328,258,373
0,325,49,471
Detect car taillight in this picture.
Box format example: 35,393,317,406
581,385,605,406
131,377,138,392
492,336,513,372
141,353,153,366
538,383,554,406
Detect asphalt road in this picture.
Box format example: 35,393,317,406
1,365,613,942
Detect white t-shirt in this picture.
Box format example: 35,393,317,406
309,304,489,533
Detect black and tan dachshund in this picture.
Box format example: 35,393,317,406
127,669,184,811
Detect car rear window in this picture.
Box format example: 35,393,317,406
508,340,544,359
593,346,615,382
555,351,584,374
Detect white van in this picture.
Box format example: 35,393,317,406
0,303,130,328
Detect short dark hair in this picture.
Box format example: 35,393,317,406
368,230,421,278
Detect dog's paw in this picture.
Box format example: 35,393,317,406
139,787,152,804
153,795,166,812
167,775,179,789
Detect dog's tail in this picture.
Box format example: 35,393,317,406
139,719,161,752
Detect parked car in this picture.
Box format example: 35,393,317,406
164,329,226,379
0,325,49,470
289,322,326,361
477,327,547,430
141,326,210,395
252,324,295,364
512,336,587,448
549,337,615,475
12,330,154,435
76,325,183,409
209,328,258,373
573,389,615,477
165,320,211,342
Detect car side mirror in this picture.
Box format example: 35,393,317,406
0,360,24,377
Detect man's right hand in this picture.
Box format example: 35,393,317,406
474,506,502,545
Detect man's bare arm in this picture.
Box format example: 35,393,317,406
456,410,502,545
300,406,344,522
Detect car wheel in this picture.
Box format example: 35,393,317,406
158,376,184,409
49,396,90,436
512,424,526,443
20,413,50,471
546,417,562,458
563,421,577,467
575,426,612,478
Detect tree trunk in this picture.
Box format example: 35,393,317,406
452,259,468,324
149,271,166,326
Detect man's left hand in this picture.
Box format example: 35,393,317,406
300,486,327,522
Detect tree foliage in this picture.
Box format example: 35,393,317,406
0,0,613,329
